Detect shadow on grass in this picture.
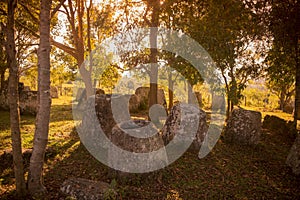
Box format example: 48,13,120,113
1,127,300,199
40,129,300,199
0,137,79,200
50,104,74,123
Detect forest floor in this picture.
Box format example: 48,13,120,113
0,96,300,199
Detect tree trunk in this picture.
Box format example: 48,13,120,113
5,0,27,197
149,28,158,108
280,91,285,111
168,70,173,110
148,0,160,109
294,33,300,124
28,0,52,197
0,69,5,92
188,83,195,104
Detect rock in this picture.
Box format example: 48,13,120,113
81,94,132,137
94,95,117,135
0,82,37,115
60,178,116,200
262,115,288,133
161,103,208,150
108,120,166,173
286,135,300,175
76,88,105,102
224,108,262,145
127,94,140,113
19,90,38,115
50,86,59,98
135,87,167,110
262,115,296,140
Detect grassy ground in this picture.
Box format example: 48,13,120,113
241,106,294,122
0,97,299,199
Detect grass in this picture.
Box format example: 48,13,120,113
241,106,294,122
0,96,299,199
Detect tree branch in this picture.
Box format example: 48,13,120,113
19,2,39,23
50,38,78,59
51,0,66,18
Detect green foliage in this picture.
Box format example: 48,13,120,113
51,48,77,86
98,65,121,93
242,85,278,109
161,0,267,112
264,0,298,112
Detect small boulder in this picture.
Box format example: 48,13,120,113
286,135,300,175
127,94,140,113
161,103,208,150
108,120,166,173
60,178,116,200
224,108,262,145
135,87,167,110
19,90,38,115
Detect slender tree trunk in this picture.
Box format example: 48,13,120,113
294,34,300,124
28,0,52,197
148,0,160,109
221,69,230,118
5,0,27,197
168,70,173,110
188,83,195,104
77,0,93,97
149,28,158,108
280,91,285,111
0,69,5,92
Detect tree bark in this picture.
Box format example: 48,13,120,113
168,70,173,110
188,83,195,104
0,69,5,92
294,33,300,123
51,0,93,97
5,0,27,197
28,0,52,197
149,28,158,108
148,0,160,109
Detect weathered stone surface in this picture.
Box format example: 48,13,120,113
75,88,105,102
108,120,166,172
0,89,37,115
60,178,116,200
19,91,38,115
80,94,132,137
94,95,117,135
262,115,296,138
161,103,208,150
50,86,59,98
135,87,167,110
286,135,300,175
127,94,140,113
224,108,262,145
